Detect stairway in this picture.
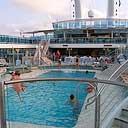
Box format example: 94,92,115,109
112,108,128,128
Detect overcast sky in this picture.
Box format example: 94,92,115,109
0,0,127,36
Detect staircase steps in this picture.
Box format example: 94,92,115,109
112,108,128,128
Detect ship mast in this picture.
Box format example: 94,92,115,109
71,0,81,19
107,0,121,18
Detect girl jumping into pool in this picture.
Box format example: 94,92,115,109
11,71,26,101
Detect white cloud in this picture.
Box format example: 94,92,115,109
4,0,127,36
9,0,72,35
12,0,71,19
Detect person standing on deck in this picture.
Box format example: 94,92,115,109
56,50,61,61
76,55,80,68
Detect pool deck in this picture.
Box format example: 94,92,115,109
7,122,57,128
2,67,102,128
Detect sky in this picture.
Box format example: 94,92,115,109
0,0,127,36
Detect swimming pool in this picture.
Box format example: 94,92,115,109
5,70,95,128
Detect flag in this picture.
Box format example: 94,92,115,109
119,0,121,7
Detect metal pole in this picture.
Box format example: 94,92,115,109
0,81,7,128
69,49,70,56
12,47,15,70
38,44,40,66
97,94,100,128
95,90,100,128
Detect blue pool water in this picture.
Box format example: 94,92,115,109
5,71,95,128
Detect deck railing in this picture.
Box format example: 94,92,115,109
85,60,128,128
50,37,127,44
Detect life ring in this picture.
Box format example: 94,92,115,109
87,86,93,93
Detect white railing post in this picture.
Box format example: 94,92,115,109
0,81,7,128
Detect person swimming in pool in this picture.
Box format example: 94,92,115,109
69,94,80,108
69,94,81,116
11,71,26,101
69,94,76,104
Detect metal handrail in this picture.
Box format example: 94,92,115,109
97,59,128,96
85,82,97,108
85,98,96,109
88,61,128,95
0,78,126,128
86,82,98,103
4,78,127,86
87,94,96,103
1,77,127,128
86,61,126,106
85,60,128,128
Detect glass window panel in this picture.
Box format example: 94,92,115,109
58,23,62,29
94,21,100,28
53,23,59,29
69,22,75,28
75,21,80,28
81,21,86,28
63,22,67,29
120,21,126,27
108,20,114,27
101,20,107,28
114,20,120,27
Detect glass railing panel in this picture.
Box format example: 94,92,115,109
81,21,86,28
63,22,68,29
58,23,63,29
101,20,108,28
107,20,114,27
75,21,80,28
50,37,128,44
120,21,126,27
94,21,101,28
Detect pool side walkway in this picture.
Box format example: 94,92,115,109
7,122,57,128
